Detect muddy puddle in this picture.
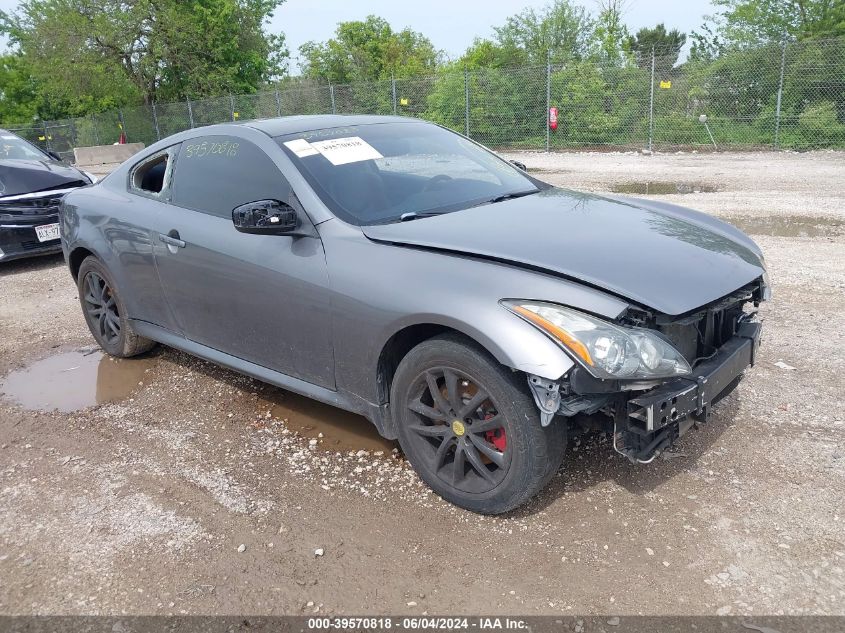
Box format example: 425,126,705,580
264,390,396,453
611,181,719,195
0,350,153,412
723,215,845,238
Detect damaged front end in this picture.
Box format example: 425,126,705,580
521,280,766,463
0,188,81,262
0,157,92,262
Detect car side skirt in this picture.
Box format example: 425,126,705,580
130,320,395,439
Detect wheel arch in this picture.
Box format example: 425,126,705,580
68,246,95,280
376,323,458,405
374,314,575,408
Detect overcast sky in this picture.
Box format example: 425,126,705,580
0,0,716,70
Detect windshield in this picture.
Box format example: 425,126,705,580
276,122,539,225
0,132,51,161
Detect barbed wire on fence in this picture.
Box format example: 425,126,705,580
4,36,844,160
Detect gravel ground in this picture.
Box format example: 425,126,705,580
0,150,843,616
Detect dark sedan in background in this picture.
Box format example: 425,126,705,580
60,115,769,513
0,129,94,263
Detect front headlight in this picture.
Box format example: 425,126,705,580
503,301,691,380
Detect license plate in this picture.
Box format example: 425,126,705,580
35,223,60,242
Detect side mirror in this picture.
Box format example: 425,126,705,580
47,150,63,162
510,160,528,172
233,199,298,235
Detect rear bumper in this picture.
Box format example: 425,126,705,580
614,320,761,462
0,216,62,262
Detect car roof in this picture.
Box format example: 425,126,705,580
105,114,435,182
242,114,426,137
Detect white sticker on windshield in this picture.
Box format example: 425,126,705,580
311,136,383,166
283,138,319,158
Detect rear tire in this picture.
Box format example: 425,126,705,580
77,256,156,358
391,334,566,514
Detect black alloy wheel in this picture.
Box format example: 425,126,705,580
405,366,510,494
76,256,156,358
83,270,121,346
392,334,566,514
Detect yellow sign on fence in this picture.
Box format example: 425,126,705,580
660,80,672,89
400,98,409,106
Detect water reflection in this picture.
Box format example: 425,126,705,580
0,350,152,412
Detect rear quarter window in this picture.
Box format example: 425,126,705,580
129,151,171,196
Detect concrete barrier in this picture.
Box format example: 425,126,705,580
73,143,145,177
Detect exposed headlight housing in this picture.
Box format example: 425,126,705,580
503,301,691,380
758,253,772,301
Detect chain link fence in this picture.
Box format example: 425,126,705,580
4,36,843,161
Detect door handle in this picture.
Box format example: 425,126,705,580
159,231,186,248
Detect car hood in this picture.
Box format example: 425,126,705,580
0,159,88,198
361,188,765,316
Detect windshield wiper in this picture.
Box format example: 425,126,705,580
391,190,539,222
473,189,539,207
397,211,448,222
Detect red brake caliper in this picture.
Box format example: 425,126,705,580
483,414,507,451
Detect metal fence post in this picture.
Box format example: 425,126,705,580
648,47,655,152
546,50,551,152
330,84,336,114
69,118,78,153
464,67,470,137
230,94,236,121
274,89,282,117
774,38,787,148
42,121,52,151
186,97,194,128
391,76,397,115
118,108,126,142
91,115,100,146
151,103,161,140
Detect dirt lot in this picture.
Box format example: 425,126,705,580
1,150,843,616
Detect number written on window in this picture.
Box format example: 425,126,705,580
171,135,290,219
184,141,240,159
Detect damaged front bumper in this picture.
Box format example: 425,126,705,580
529,320,762,463
615,320,761,463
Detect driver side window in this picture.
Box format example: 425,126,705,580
170,135,292,219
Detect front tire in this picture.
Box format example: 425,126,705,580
391,334,566,514
77,256,156,358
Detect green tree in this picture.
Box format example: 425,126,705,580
299,16,440,83
457,38,526,69
492,0,595,63
626,24,687,68
449,1,596,70
0,54,40,123
1,0,288,116
708,0,845,45
689,21,725,62
593,0,630,65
